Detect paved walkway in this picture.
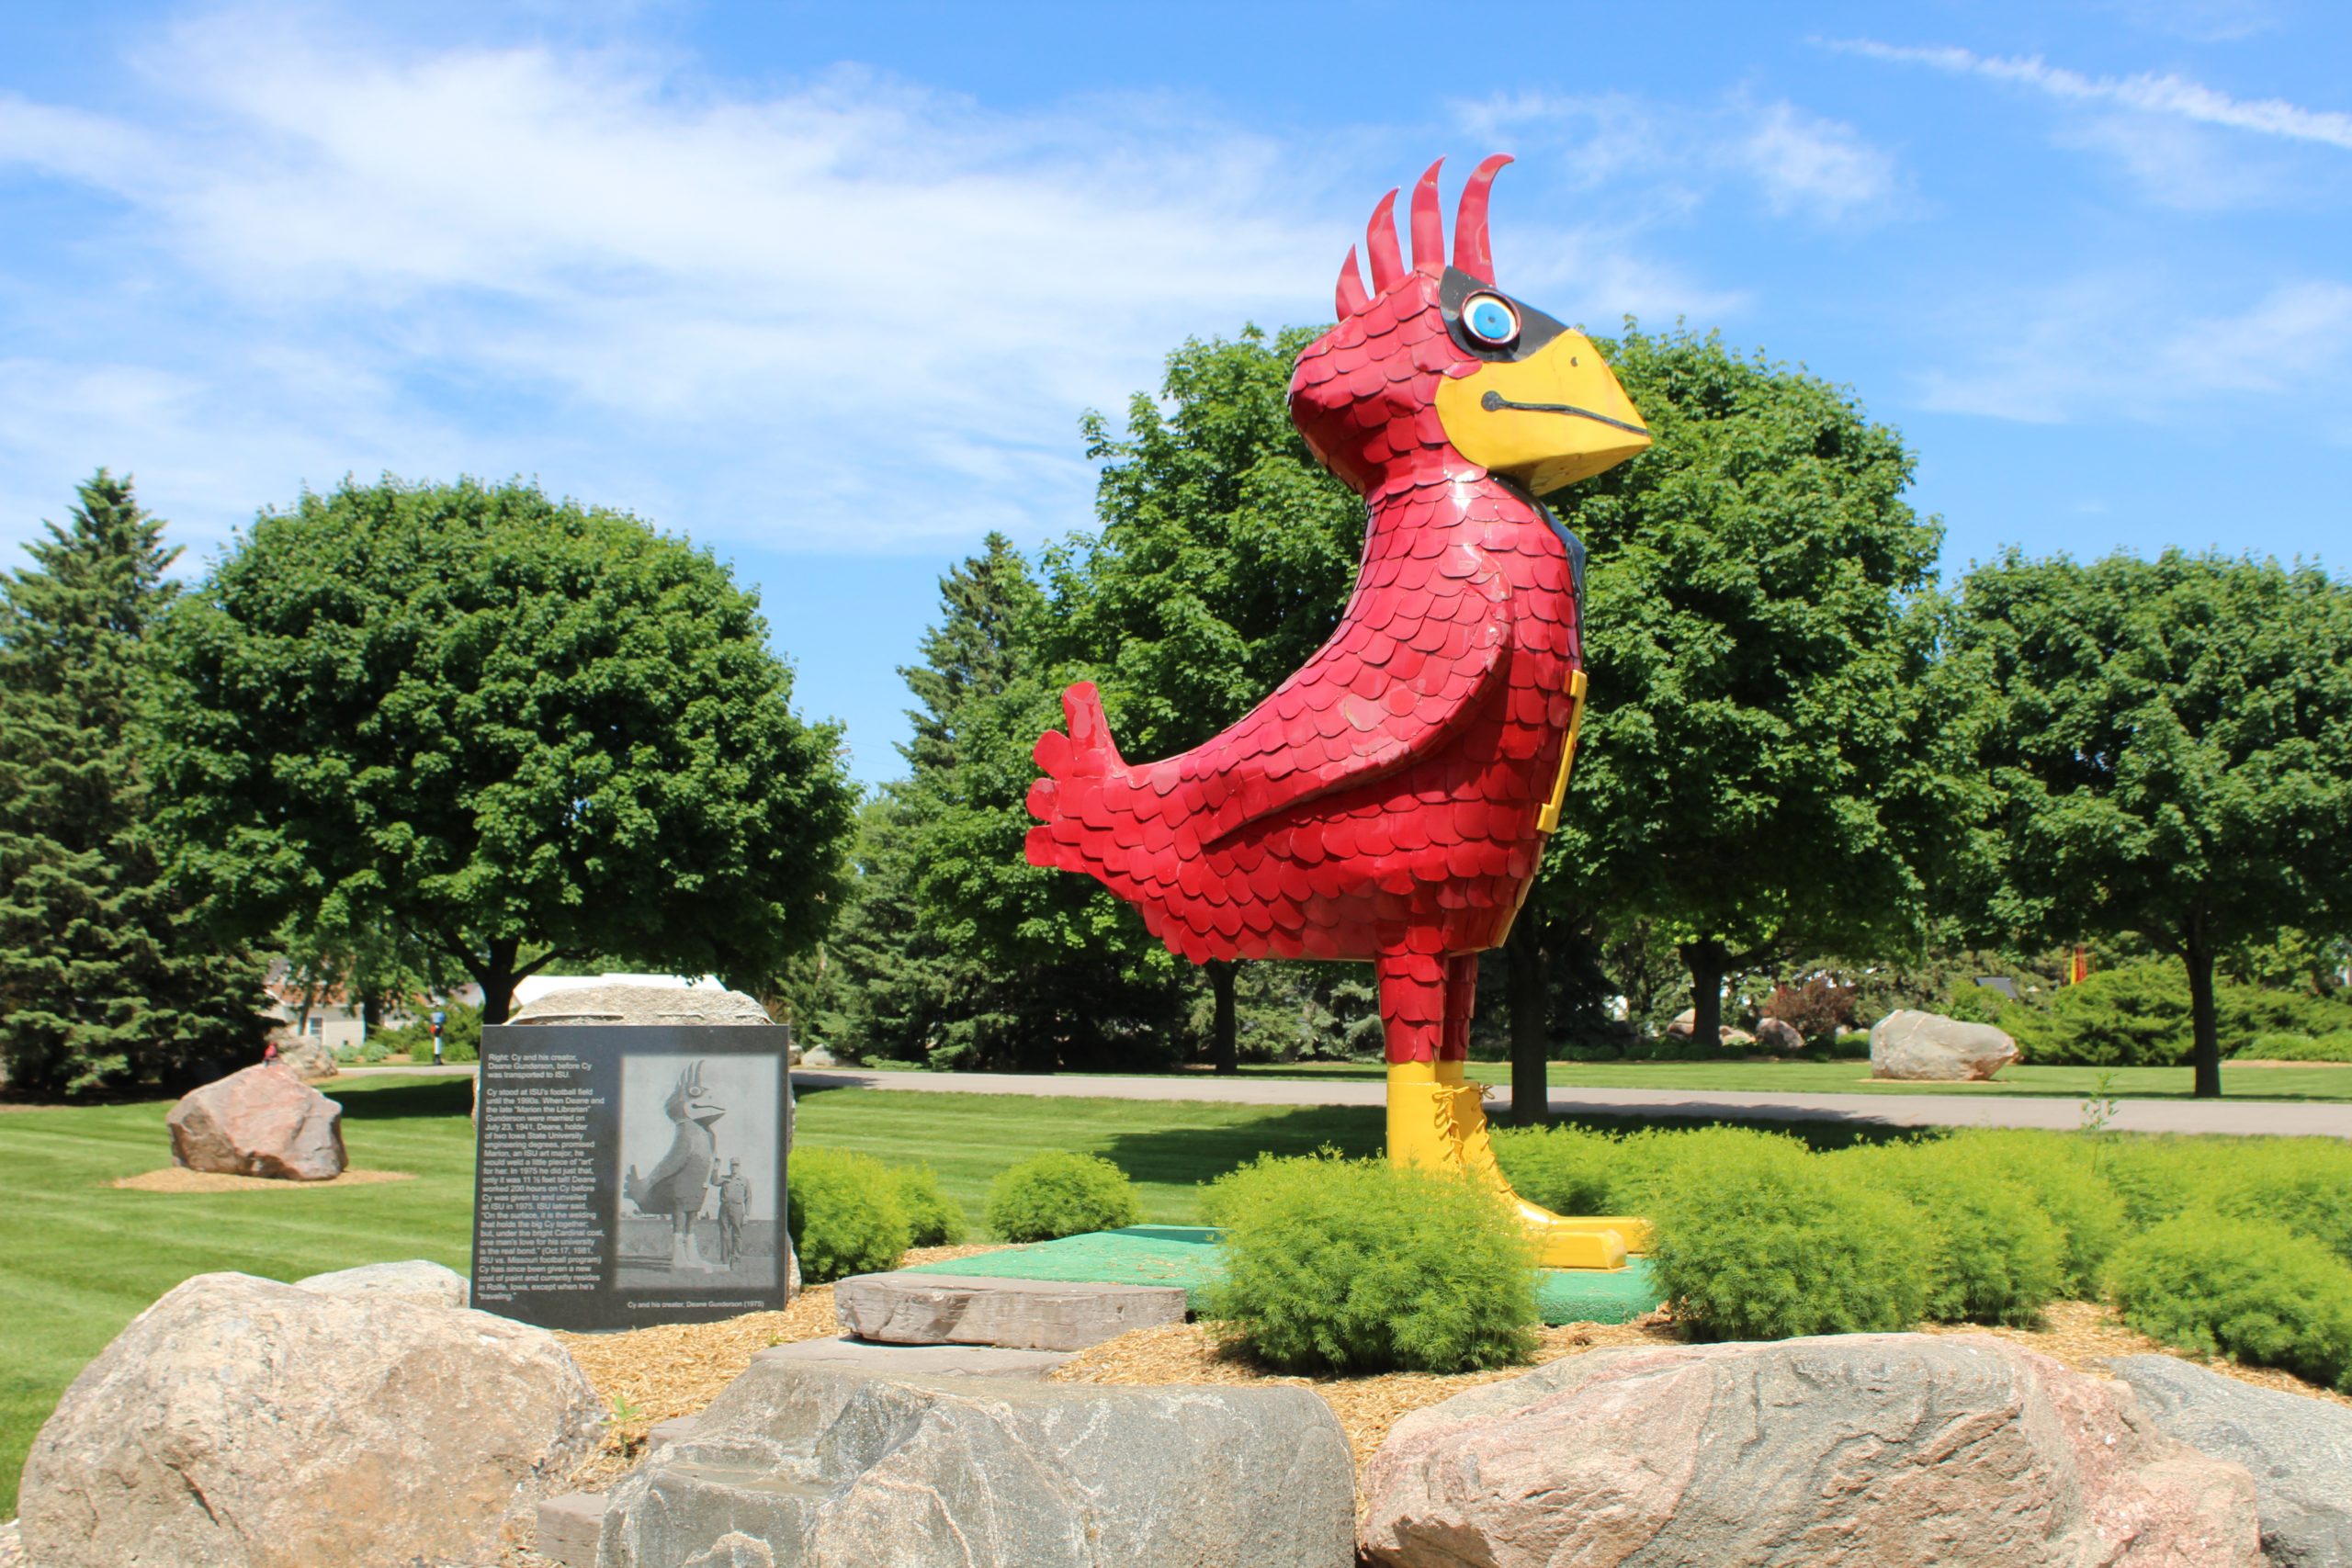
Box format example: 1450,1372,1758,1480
794,1067,2351,1139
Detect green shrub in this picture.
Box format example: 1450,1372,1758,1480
2242,1032,2317,1059
1942,1130,2127,1293
2107,1214,2352,1391
1644,1128,1932,1339
1202,1153,1535,1373
786,1148,911,1283
1837,1141,2064,1325
2238,1029,2352,1062
1831,1030,1873,1058
985,1152,1140,1242
1490,1124,1624,1215
2096,1136,2237,1233
2207,1140,2352,1265
2006,963,2352,1066
359,1036,391,1064
889,1163,969,1247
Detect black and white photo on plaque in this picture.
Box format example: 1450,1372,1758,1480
471,1022,791,1331
616,1053,782,1291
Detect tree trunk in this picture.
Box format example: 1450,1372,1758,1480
2185,918,2222,1100
1207,959,1238,1076
1505,914,1551,1126
1682,936,1728,1051
481,937,520,1025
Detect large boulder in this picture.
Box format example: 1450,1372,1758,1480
17,1271,602,1568
1360,1334,2259,1567
595,1358,1357,1568
294,1258,469,1308
1754,1016,1804,1053
266,1032,338,1081
2107,1354,2352,1566
508,983,771,1027
1871,1008,2019,1080
165,1064,346,1179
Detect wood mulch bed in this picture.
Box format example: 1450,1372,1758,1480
109,1168,415,1192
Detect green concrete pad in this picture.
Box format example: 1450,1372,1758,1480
902,1226,1662,1325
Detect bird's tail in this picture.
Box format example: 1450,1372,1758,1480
1024,682,1132,881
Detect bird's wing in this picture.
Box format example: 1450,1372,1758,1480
1169,536,1510,842
645,1129,695,1191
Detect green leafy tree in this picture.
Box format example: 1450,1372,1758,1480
1541,325,1970,1051
818,536,1187,1070
0,472,266,1094
147,477,856,1022
1956,550,2352,1096
1041,325,1364,1070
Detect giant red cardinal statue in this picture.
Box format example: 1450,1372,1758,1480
1025,156,1651,1268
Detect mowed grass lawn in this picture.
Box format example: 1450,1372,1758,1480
1182,1058,2352,1100
0,1076,1388,1514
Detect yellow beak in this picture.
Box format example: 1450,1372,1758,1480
1434,331,1651,494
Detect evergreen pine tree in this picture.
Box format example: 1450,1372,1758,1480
0,471,266,1095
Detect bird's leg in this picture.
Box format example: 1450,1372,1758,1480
1378,946,1459,1177
1438,954,1647,1272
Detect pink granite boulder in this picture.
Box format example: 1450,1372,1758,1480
1360,1333,2259,1567
166,1063,347,1179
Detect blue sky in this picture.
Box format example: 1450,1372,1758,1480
4,0,2346,784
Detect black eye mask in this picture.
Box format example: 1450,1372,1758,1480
1439,266,1569,365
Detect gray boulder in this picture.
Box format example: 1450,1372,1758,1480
17,1270,603,1568
595,1358,1356,1568
1753,1016,1804,1053
267,1032,339,1080
165,1063,346,1179
294,1258,469,1308
1871,1008,2020,1080
509,983,771,1027
1360,1333,2259,1567
2106,1354,2352,1566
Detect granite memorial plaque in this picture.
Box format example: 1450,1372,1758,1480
472,1023,791,1331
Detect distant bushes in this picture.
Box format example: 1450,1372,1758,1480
985,1152,1140,1242
365,1003,482,1064
2239,1030,2352,1062
1990,963,2352,1066
1203,1153,1535,1373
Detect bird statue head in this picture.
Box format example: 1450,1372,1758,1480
1290,154,1651,501
662,1060,726,1129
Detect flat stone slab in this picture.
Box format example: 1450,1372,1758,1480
756,1335,1074,1378
535,1490,608,1568
833,1270,1189,1351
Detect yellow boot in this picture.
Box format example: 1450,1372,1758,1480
1386,1061,1647,1269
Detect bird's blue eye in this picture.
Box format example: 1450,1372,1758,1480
1463,292,1520,347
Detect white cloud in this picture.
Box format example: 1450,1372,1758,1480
1736,102,1901,220
2098,0,2280,45
1914,276,2352,423
1458,88,1905,227
1826,39,2352,152
0,11,1724,558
